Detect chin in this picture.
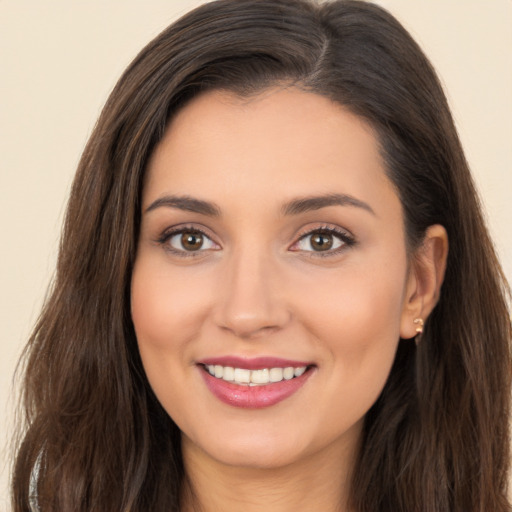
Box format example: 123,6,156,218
183,426,316,470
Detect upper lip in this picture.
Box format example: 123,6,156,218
197,356,314,370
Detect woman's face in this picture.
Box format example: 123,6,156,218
131,88,414,470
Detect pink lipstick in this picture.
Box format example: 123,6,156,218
197,357,314,409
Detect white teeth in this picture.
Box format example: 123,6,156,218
251,369,269,384
234,368,251,383
283,367,294,380
269,368,283,382
294,366,306,377
223,366,235,381
205,364,308,385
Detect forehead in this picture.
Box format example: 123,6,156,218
144,87,399,219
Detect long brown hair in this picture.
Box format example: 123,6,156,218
12,1,511,510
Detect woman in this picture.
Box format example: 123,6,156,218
12,0,511,511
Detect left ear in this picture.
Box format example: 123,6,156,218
400,224,449,339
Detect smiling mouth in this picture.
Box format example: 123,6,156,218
199,361,315,408
202,364,311,386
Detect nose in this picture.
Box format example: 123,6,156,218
213,248,291,339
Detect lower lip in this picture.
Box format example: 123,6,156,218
199,367,313,409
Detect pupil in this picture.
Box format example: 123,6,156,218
181,232,203,251
311,233,333,251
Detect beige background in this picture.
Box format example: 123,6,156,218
1,0,511,509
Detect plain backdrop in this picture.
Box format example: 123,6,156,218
1,0,511,509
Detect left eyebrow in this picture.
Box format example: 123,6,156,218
281,193,376,216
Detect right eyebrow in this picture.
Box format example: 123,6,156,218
144,195,221,217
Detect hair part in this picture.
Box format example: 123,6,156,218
13,1,511,511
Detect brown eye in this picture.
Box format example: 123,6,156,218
181,232,204,251
292,229,349,254
166,229,218,253
310,233,334,251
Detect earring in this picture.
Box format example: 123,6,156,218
413,318,424,338
413,318,424,333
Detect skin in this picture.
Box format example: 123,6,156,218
131,88,448,512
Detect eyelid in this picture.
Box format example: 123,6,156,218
156,224,221,256
289,224,356,254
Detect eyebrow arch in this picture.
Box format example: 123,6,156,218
144,195,221,217
282,193,375,216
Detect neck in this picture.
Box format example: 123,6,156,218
180,433,359,512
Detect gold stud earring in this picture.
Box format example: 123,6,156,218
413,318,424,334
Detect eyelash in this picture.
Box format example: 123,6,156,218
291,225,356,258
156,224,356,258
157,225,218,258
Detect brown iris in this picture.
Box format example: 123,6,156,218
310,232,333,251
181,232,203,251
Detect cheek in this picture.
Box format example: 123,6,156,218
130,256,211,351
316,278,403,435
295,255,406,344
130,254,216,414
130,255,215,424
291,253,407,402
